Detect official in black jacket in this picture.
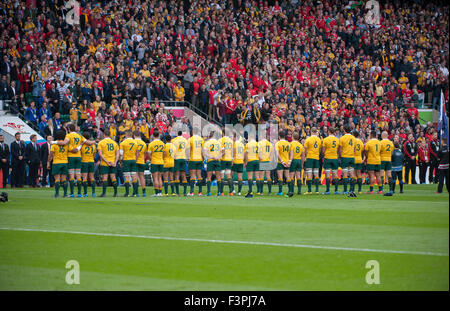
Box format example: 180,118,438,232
403,134,418,184
25,134,41,187
0,134,10,188
40,135,54,187
429,132,440,184
10,132,26,187
436,138,449,194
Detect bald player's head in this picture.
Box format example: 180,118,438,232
381,131,388,139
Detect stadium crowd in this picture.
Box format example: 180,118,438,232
0,0,448,191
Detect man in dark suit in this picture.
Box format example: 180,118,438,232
10,132,26,188
40,135,53,187
0,134,10,188
25,134,41,187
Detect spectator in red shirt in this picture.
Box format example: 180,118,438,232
418,140,430,184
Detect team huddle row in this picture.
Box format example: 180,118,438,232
48,123,396,198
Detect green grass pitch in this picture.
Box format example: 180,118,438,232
0,184,448,290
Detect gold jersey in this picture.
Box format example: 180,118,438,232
339,134,356,158
120,138,138,161
304,135,322,160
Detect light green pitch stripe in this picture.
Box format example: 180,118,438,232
0,227,448,257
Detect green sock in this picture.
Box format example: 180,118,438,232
170,182,175,194
102,181,107,195
379,185,383,192
175,181,180,195
370,185,374,192
182,182,187,195
55,181,60,196
333,178,339,192
289,180,294,193
133,182,138,195
357,178,362,192
278,179,283,193
307,179,312,192
267,179,272,193
297,180,302,194
77,180,82,195
198,179,203,193
350,178,356,192
69,180,75,195
326,178,330,192
229,179,234,192
124,182,130,195
62,181,68,196
217,180,222,194
388,177,393,192
190,179,195,193
248,180,253,193
238,180,243,193
343,178,348,192
207,181,211,193
164,182,169,194
142,187,146,195
315,178,320,192
112,180,118,195
91,181,95,194
83,181,88,195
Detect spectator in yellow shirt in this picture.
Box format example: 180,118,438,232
174,81,185,101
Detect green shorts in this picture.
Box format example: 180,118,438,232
354,163,363,171
174,159,187,171
100,165,117,175
150,164,164,173
81,162,95,173
68,157,82,170
189,161,203,171
289,159,302,172
52,163,68,175
305,158,320,169
221,160,232,170
380,161,392,171
163,166,175,173
207,160,221,172
246,160,259,172
136,163,148,172
276,162,289,171
122,160,136,173
232,163,244,173
366,164,381,172
340,157,355,169
323,158,339,170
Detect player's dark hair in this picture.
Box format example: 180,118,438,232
279,130,286,139
370,130,377,138
103,128,111,137
293,132,300,140
54,129,66,141
328,127,335,134
353,130,359,138
344,125,351,133
165,134,172,142
153,130,159,138
67,123,76,132
394,142,400,149
83,132,91,139
178,130,182,136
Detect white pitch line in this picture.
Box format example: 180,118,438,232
0,227,448,257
